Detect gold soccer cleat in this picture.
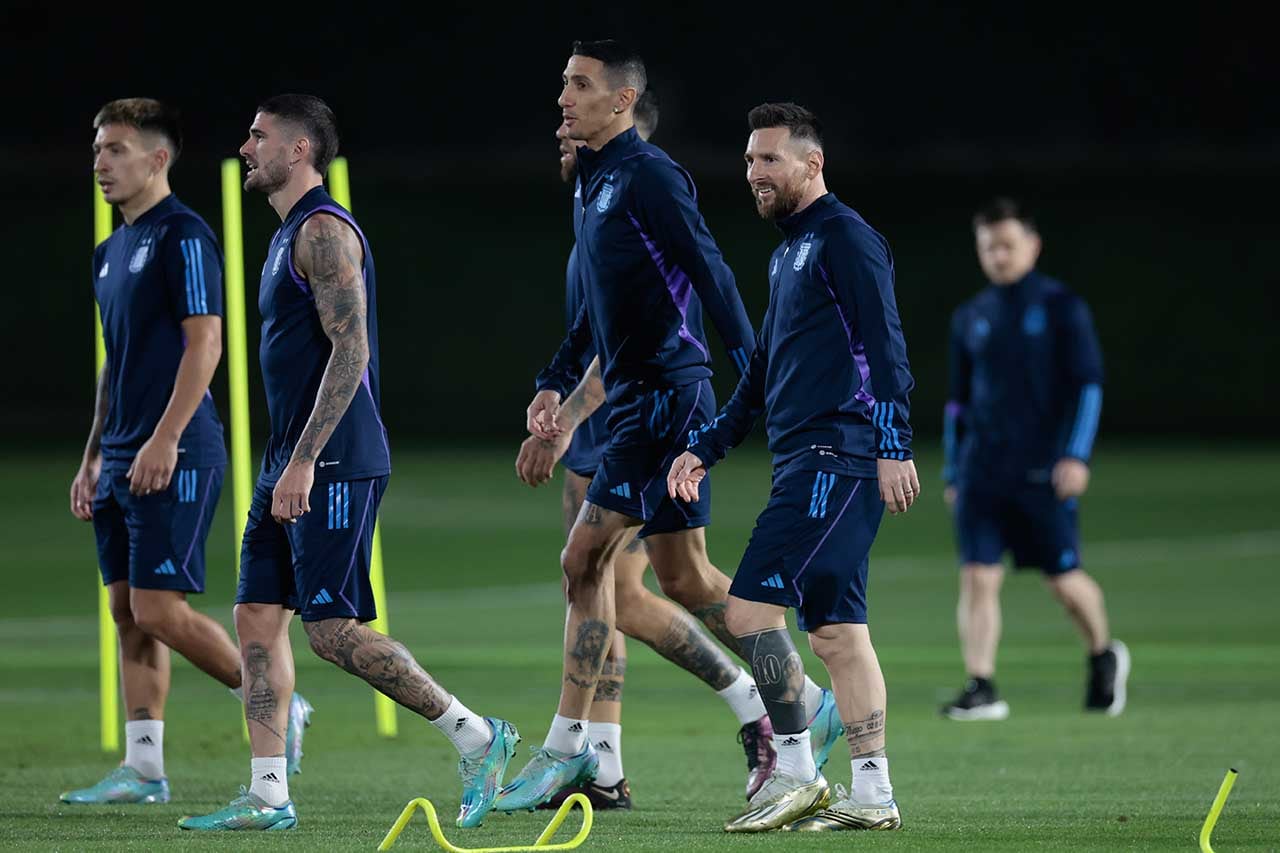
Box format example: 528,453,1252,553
723,772,829,833
785,784,902,831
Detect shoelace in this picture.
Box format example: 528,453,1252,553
832,783,850,804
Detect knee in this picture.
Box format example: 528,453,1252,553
129,591,178,639
808,625,860,666
109,598,137,631
723,598,755,638
560,542,604,591
964,566,1004,600
233,602,275,645
302,619,351,664
655,568,708,608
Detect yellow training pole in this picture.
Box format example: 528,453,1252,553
1199,768,1238,853
94,179,119,753
328,157,397,737
221,159,253,743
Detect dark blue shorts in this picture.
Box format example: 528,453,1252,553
93,466,223,593
236,475,387,622
730,464,884,631
586,380,714,538
954,482,1080,575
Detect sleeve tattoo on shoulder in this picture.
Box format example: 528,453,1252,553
292,216,369,463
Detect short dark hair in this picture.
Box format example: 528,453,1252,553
747,102,823,150
973,197,1037,233
633,88,660,139
93,98,183,164
571,39,647,96
257,94,340,175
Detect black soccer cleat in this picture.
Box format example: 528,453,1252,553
1085,640,1130,716
537,778,632,811
941,677,1010,721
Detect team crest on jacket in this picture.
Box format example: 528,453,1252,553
793,240,811,271
596,182,614,212
128,240,152,273
272,245,286,275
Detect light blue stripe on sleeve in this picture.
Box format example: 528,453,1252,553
180,240,195,314
196,240,208,313
1068,384,1103,458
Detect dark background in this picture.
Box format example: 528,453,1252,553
3,6,1276,451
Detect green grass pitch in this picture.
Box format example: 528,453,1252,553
2,444,1277,851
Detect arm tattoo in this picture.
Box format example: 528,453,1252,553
646,611,738,691
558,358,606,432
564,619,610,690
291,216,369,464
690,602,747,659
593,658,626,703
85,361,110,456
739,627,807,733
844,709,886,757
304,619,451,720
245,642,284,744
562,476,589,537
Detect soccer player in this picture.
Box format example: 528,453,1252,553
515,95,775,810
939,198,1129,721
498,42,841,814
64,98,311,806
668,102,917,833
180,95,517,832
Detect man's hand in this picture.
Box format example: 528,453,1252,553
272,459,315,524
878,457,921,515
526,390,563,441
70,454,102,521
127,434,179,496
667,451,708,503
1052,458,1090,500
516,433,571,487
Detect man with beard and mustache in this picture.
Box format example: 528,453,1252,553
64,97,313,809
668,102,918,833
181,94,518,832
498,41,843,815
514,93,779,811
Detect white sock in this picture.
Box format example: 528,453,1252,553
229,686,244,702
429,696,493,756
544,714,588,755
123,720,164,780
852,753,893,805
716,668,767,725
803,677,825,722
249,756,290,807
773,729,816,781
588,722,624,786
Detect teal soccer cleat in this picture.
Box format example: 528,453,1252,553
809,688,845,772
285,692,314,775
456,718,520,828
493,744,598,813
60,766,169,804
178,788,297,831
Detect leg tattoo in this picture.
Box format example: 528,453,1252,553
691,602,747,658
565,619,611,690
739,628,807,733
244,642,284,745
131,708,153,721
593,658,626,703
647,611,738,691
844,710,886,757
305,619,451,720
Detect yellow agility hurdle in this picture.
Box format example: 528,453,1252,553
377,794,593,853
1198,768,1238,853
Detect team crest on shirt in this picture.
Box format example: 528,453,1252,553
596,182,614,212
792,240,811,271
271,245,286,275
128,239,152,273
1023,304,1047,336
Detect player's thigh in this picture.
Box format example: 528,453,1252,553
286,476,388,624
236,477,297,612
954,482,1008,568
1009,487,1081,575
124,466,222,594
563,500,642,581
562,469,594,538
92,471,130,588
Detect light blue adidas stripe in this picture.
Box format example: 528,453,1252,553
310,588,333,605
759,573,785,590
1067,383,1103,459
180,239,208,315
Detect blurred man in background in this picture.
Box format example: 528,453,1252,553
941,198,1129,721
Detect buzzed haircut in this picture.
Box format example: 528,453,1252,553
633,88,660,139
93,98,183,164
257,94,341,176
747,102,824,150
571,39,647,97
973,197,1037,233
